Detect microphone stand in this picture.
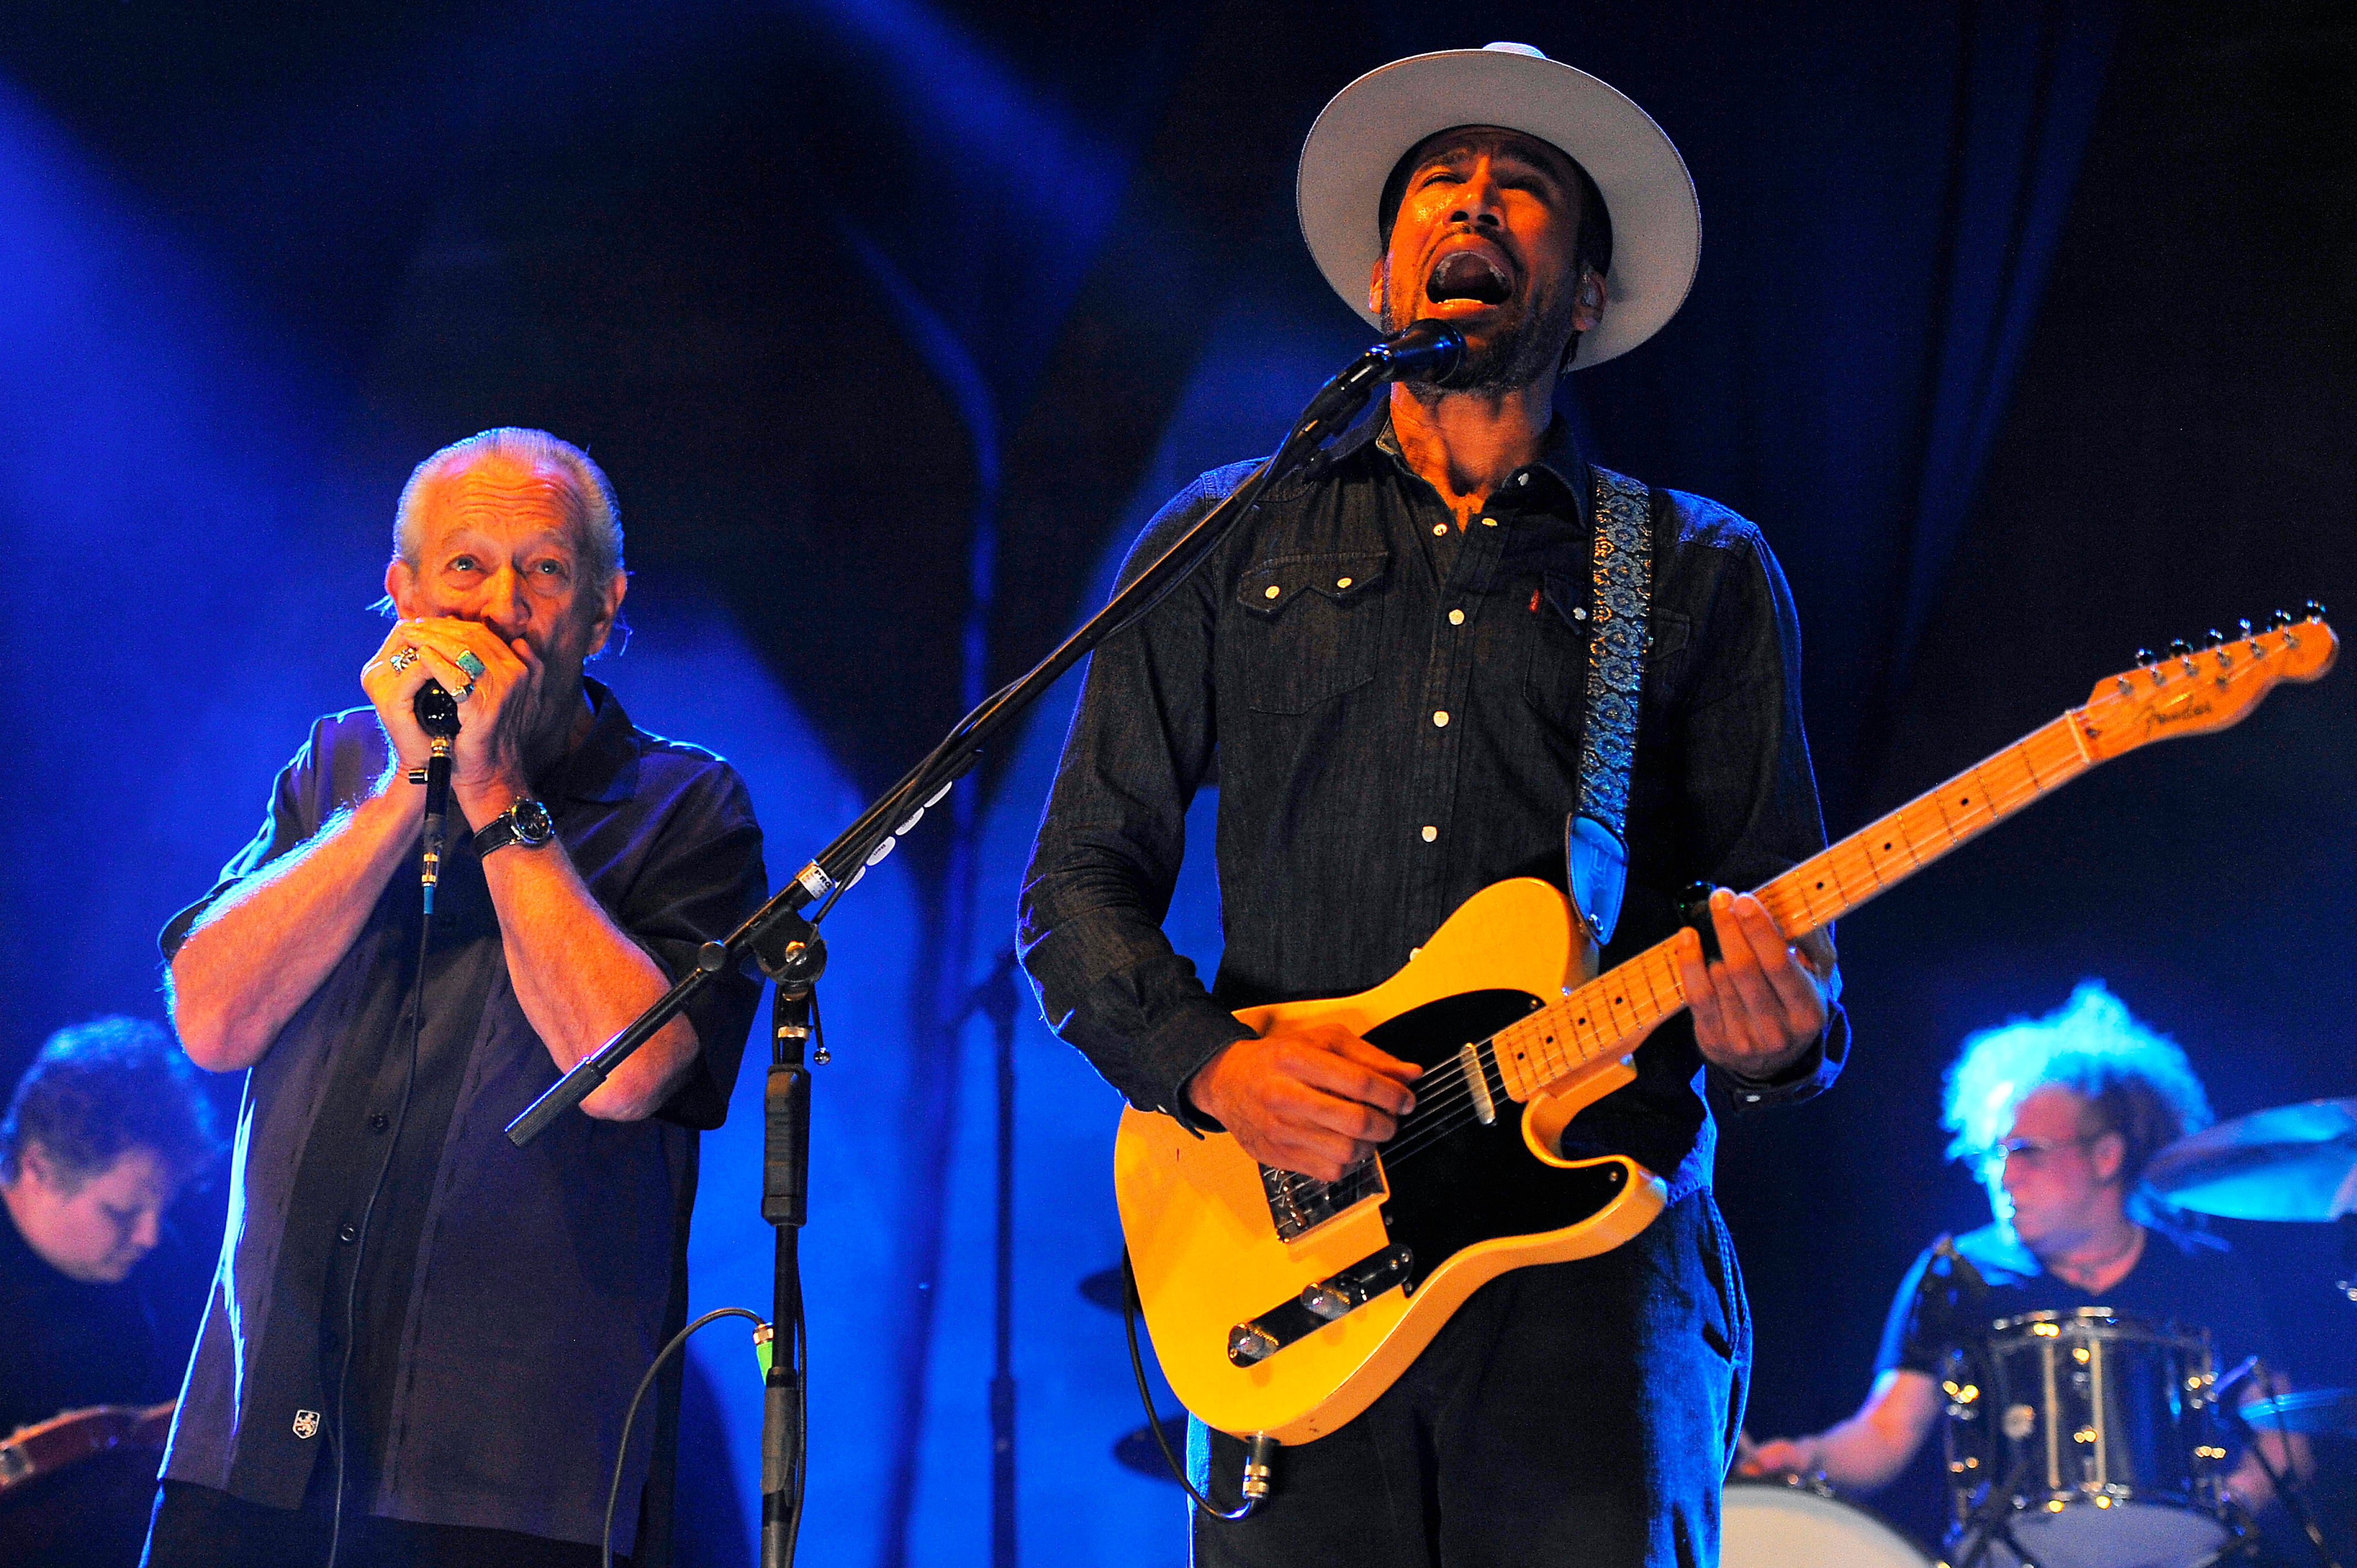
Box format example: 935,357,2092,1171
504,321,1463,1568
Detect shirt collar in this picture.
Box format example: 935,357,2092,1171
541,675,640,804
1349,405,1592,514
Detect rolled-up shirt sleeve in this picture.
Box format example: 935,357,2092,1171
1018,470,1256,1130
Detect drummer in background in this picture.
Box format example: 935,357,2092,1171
1743,981,2306,1511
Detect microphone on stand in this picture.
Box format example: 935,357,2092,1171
1294,319,1469,447
413,683,461,914
1356,317,1469,385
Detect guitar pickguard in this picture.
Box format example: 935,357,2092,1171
1356,988,1634,1286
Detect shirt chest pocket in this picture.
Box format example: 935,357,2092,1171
1523,568,1689,721
1237,550,1391,715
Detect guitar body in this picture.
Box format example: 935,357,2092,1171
1110,612,2339,1448
1115,878,1669,1445
0,1401,174,1490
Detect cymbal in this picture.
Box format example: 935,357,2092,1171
2241,1389,2357,1437
2146,1098,2357,1221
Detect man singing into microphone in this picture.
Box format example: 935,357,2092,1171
1022,44,1841,1566
150,429,765,1566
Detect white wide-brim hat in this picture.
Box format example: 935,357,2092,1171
1296,42,1701,370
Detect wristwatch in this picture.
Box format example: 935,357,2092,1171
471,797,555,859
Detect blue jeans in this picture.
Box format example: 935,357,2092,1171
1190,1188,1750,1568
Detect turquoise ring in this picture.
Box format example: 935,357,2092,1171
455,650,487,679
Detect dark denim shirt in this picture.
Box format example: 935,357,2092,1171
1019,415,1846,1201
158,678,764,1551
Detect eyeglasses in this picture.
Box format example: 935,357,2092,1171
1975,1133,2106,1174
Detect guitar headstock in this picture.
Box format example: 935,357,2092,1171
2077,604,2338,761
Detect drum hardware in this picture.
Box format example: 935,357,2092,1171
2145,1097,2356,1567
1949,1450,2046,1568
2218,1361,2346,1568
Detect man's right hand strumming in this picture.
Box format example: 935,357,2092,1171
1185,1023,1422,1183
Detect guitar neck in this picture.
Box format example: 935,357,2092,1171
1491,710,2097,1101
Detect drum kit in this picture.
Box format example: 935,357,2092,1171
1730,1097,2357,1568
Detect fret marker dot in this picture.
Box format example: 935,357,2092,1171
1263,585,1280,600
1433,710,1450,727
1421,824,1438,842
1336,576,1353,589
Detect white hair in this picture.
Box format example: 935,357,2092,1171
391,427,625,587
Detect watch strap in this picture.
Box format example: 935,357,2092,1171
471,798,552,859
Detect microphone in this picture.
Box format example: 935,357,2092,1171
1357,318,1468,386
413,683,461,914
1296,320,1470,443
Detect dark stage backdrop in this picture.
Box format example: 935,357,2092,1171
0,1,2347,1563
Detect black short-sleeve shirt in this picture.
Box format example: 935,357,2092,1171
1876,1221,2281,1384
156,678,764,1552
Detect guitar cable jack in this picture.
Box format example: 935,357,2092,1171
1238,1433,1278,1506
1121,1251,1280,1520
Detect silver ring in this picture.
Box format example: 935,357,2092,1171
389,646,419,673
454,679,477,703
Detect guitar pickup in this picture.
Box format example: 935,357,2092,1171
1228,1245,1417,1365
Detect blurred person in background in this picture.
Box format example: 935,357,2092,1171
1743,982,2308,1538
0,1015,222,1568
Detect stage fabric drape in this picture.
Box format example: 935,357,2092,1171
819,5,2127,1564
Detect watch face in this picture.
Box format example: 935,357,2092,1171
512,799,555,845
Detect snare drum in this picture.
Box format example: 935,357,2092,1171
1942,1308,2235,1568
1722,1478,1932,1568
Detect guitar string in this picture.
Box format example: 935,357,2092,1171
1282,1026,1564,1199
1273,659,2266,1201
1276,972,1672,1199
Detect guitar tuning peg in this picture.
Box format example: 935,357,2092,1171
2304,599,2328,621
2202,628,2226,649
2267,608,2294,631
2166,639,2194,660
2133,647,2155,667
2237,618,2255,641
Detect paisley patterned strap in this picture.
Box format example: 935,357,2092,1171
1568,463,1653,946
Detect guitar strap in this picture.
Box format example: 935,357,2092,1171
1565,463,1653,947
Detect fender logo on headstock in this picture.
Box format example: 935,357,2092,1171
2146,697,2216,729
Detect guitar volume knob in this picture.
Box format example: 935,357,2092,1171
1228,1322,1280,1365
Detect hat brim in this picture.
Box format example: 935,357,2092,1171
1296,48,1700,370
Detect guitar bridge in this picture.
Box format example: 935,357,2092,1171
1262,1160,1385,1242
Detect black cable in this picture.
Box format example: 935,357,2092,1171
788,1283,809,1565
1119,1252,1269,1521
324,893,430,1568
602,1306,770,1568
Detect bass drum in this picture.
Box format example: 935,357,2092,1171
1722,1479,1934,1568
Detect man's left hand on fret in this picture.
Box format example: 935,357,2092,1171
1675,887,1839,1079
